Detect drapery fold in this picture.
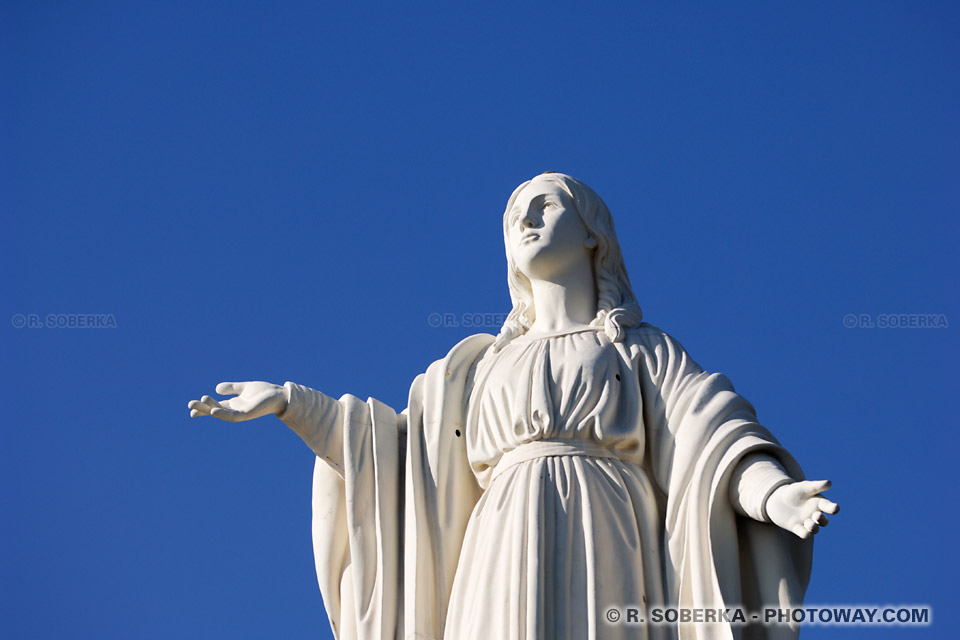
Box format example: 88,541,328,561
286,327,813,640
305,334,492,640
637,327,813,639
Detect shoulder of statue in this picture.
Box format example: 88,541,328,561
423,333,496,388
622,322,668,348
620,323,697,373
444,333,496,361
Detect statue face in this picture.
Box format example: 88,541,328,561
506,179,593,281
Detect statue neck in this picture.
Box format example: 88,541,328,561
527,263,597,336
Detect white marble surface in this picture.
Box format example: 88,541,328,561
189,174,837,640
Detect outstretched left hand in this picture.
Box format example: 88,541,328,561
766,480,839,539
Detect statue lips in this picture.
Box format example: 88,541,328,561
520,232,540,245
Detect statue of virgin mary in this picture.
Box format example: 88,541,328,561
190,173,838,640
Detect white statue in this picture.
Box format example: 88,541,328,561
189,173,838,640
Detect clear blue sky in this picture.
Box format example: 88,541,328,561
2,2,957,638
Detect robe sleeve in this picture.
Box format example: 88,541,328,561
635,324,813,640
729,454,793,522
278,383,403,640
277,333,493,640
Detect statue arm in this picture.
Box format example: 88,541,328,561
189,380,405,476
728,454,838,536
636,325,837,538
728,453,794,522
277,381,346,473
190,378,411,639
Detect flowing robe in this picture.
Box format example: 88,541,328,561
279,324,813,640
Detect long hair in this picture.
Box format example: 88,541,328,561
494,173,643,350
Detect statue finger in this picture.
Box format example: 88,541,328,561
812,510,829,526
818,497,839,514
791,524,809,539
802,479,831,496
216,381,245,396
804,519,820,534
201,396,223,409
188,400,212,415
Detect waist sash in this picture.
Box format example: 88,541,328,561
491,439,618,482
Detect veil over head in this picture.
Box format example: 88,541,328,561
496,172,643,349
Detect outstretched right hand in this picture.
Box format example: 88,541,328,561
188,381,287,422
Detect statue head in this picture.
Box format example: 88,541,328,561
496,172,642,349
